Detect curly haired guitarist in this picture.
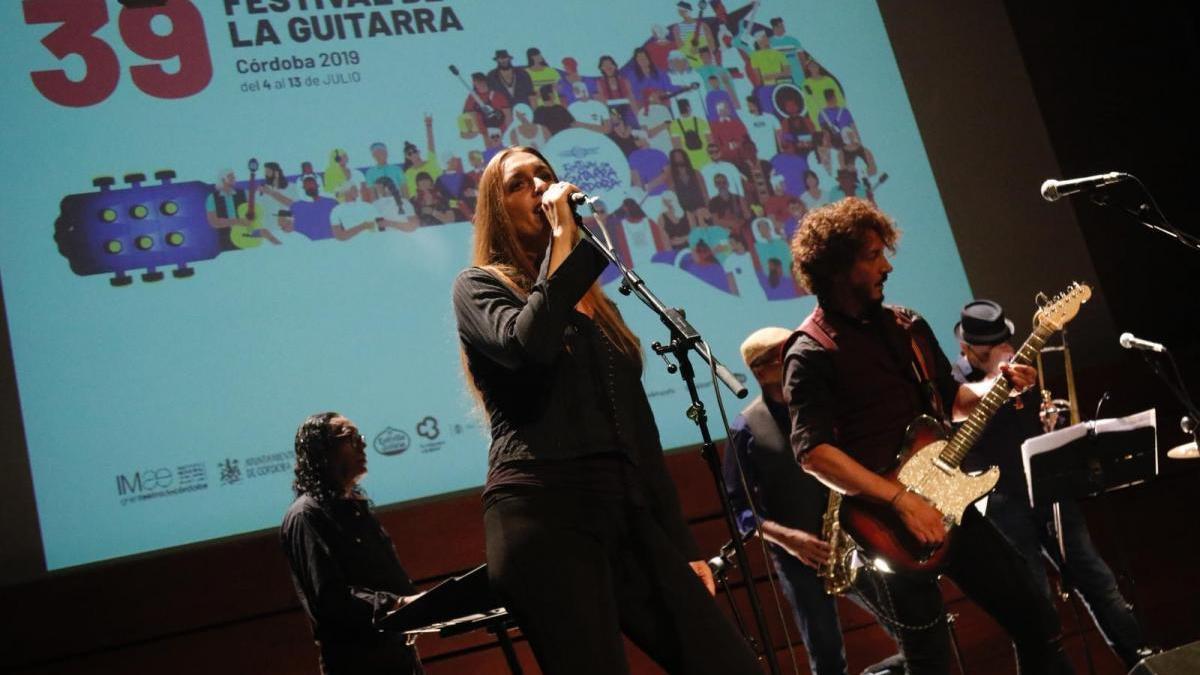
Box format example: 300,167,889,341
783,198,1074,674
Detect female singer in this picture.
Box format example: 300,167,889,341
451,147,759,674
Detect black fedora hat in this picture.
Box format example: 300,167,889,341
494,49,513,61
954,299,1014,345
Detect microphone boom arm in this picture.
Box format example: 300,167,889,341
570,200,747,398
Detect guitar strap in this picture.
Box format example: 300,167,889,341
900,313,949,426
795,306,949,425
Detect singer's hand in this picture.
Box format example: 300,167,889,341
539,181,581,239
541,181,584,279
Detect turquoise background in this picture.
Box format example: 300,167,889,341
0,0,971,569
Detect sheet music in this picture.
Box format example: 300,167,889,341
1020,408,1157,506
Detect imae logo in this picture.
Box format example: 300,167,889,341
116,467,174,496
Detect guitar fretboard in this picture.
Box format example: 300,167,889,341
938,323,1054,467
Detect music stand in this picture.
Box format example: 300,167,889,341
1021,409,1158,512
377,564,524,675
1020,409,1157,675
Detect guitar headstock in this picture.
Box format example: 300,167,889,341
1034,282,1092,331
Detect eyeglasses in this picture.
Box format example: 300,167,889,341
965,342,998,357
334,431,366,448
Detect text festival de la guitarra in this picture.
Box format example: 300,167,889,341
223,0,464,47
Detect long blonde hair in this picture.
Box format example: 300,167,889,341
469,146,642,365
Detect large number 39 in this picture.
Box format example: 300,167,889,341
24,0,213,107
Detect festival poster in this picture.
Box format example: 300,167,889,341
1,0,971,569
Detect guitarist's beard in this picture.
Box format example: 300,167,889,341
862,273,889,312
862,297,886,317
853,287,886,318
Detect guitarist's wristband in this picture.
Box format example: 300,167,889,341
889,486,911,509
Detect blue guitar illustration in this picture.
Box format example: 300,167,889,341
55,170,222,286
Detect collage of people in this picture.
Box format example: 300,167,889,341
198,0,884,301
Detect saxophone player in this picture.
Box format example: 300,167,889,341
722,327,903,675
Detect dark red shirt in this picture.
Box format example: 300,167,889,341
784,303,959,473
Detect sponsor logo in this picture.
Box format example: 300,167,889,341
177,462,207,488
416,416,440,440
415,416,445,453
244,451,293,479
374,427,411,456
116,467,173,496
218,458,242,485
116,464,208,505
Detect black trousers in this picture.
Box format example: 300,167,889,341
484,488,761,675
852,507,1075,675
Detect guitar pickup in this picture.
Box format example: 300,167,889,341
933,457,956,474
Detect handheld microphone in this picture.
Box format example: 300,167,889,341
1119,332,1167,353
1040,172,1129,202
568,191,598,208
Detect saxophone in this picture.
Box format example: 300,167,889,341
818,490,859,595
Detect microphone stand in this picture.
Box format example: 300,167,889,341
1086,176,1200,254
708,535,758,652
1081,176,1199,446
571,207,782,675
1134,345,1200,450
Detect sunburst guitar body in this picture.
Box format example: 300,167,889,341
840,283,1091,574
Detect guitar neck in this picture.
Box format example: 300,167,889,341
450,68,487,109
939,323,1055,468
246,172,257,214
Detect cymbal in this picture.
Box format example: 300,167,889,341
1167,441,1199,460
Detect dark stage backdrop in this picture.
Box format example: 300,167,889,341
3,0,1199,673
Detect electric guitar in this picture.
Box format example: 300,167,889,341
449,65,505,131
232,157,263,249
839,282,1092,573
862,172,888,204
